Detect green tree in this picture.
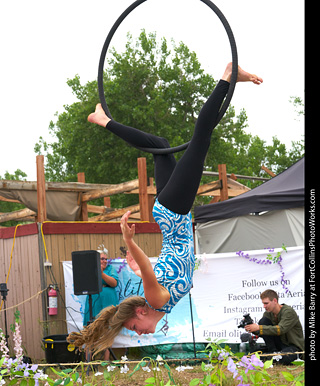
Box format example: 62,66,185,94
0,170,27,227
35,31,304,208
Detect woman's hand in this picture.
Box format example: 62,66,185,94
120,211,135,243
126,250,142,277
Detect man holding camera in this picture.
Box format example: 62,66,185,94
244,289,304,364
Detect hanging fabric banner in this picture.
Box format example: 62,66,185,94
62,246,304,348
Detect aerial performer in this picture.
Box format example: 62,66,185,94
67,63,263,356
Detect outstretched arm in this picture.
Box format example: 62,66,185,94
120,211,170,309
126,250,142,278
120,211,156,277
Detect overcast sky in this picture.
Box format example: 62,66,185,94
0,0,304,181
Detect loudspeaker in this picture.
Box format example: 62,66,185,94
71,250,102,295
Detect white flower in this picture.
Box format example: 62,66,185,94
121,355,128,361
152,367,161,372
39,372,48,380
272,354,283,362
94,371,103,376
107,365,116,372
203,363,214,371
156,355,163,361
120,364,129,374
13,322,23,364
175,365,193,372
142,366,151,372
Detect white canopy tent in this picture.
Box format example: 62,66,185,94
195,158,304,253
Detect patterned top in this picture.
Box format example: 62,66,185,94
146,199,195,313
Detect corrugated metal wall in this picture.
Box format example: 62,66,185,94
0,225,43,360
0,222,162,361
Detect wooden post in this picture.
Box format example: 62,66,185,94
77,172,88,221
104,197,111,208
36,155,47,222
218,164,229,201
138,157,149,221
261,165,276,177
148,177,155,223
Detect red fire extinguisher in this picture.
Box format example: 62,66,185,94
48,285,58,315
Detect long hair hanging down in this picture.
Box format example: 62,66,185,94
67,296,146,356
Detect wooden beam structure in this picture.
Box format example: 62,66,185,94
218,164,229,201
89,204,140,222
261,165,276,177
138,157,149,222
82,179,139,202
77,172,88,221
0,155,267,224
0,180,135,192
0,208,36,223
36,155,47,222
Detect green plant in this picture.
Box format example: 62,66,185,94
188,338,304,386
129,355,176,386
0,317,305,386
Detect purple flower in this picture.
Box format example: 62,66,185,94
237,247,290,292
30,364,38,372
117,259,127,274
251,354,264,368
227,358,238,378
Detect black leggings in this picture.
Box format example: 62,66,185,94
106,79,229,214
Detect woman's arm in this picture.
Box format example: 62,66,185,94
126,250,142,278
101,271,118,287
120,211,170,309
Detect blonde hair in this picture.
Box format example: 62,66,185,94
67,296,146,356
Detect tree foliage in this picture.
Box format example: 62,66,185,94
0,170,27,227
34,31,304,207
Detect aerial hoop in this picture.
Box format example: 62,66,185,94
98,0,238,154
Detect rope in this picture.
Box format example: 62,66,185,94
34,351,305,367
0,288,48,313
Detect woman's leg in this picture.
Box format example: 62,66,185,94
157,64,263,214
157,80,229,214
94,116,177,196
88,64,262,208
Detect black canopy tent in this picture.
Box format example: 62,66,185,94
194,158,304,223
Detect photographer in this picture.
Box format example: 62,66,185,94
244,289,304,365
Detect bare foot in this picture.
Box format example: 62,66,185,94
222,62,263,85
88,103,111,127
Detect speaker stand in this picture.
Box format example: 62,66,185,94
0,283,9,347
85,294,117,370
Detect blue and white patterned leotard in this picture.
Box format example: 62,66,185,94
147,199,195,313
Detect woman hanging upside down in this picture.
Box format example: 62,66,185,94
67,63,263,356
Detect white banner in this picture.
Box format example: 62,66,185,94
62,246,304,348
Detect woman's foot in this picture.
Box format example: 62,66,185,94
222,62,263,85
88,103,111,127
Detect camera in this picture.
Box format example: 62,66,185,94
237,313,254,328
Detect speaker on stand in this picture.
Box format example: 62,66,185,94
71,250,117,361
